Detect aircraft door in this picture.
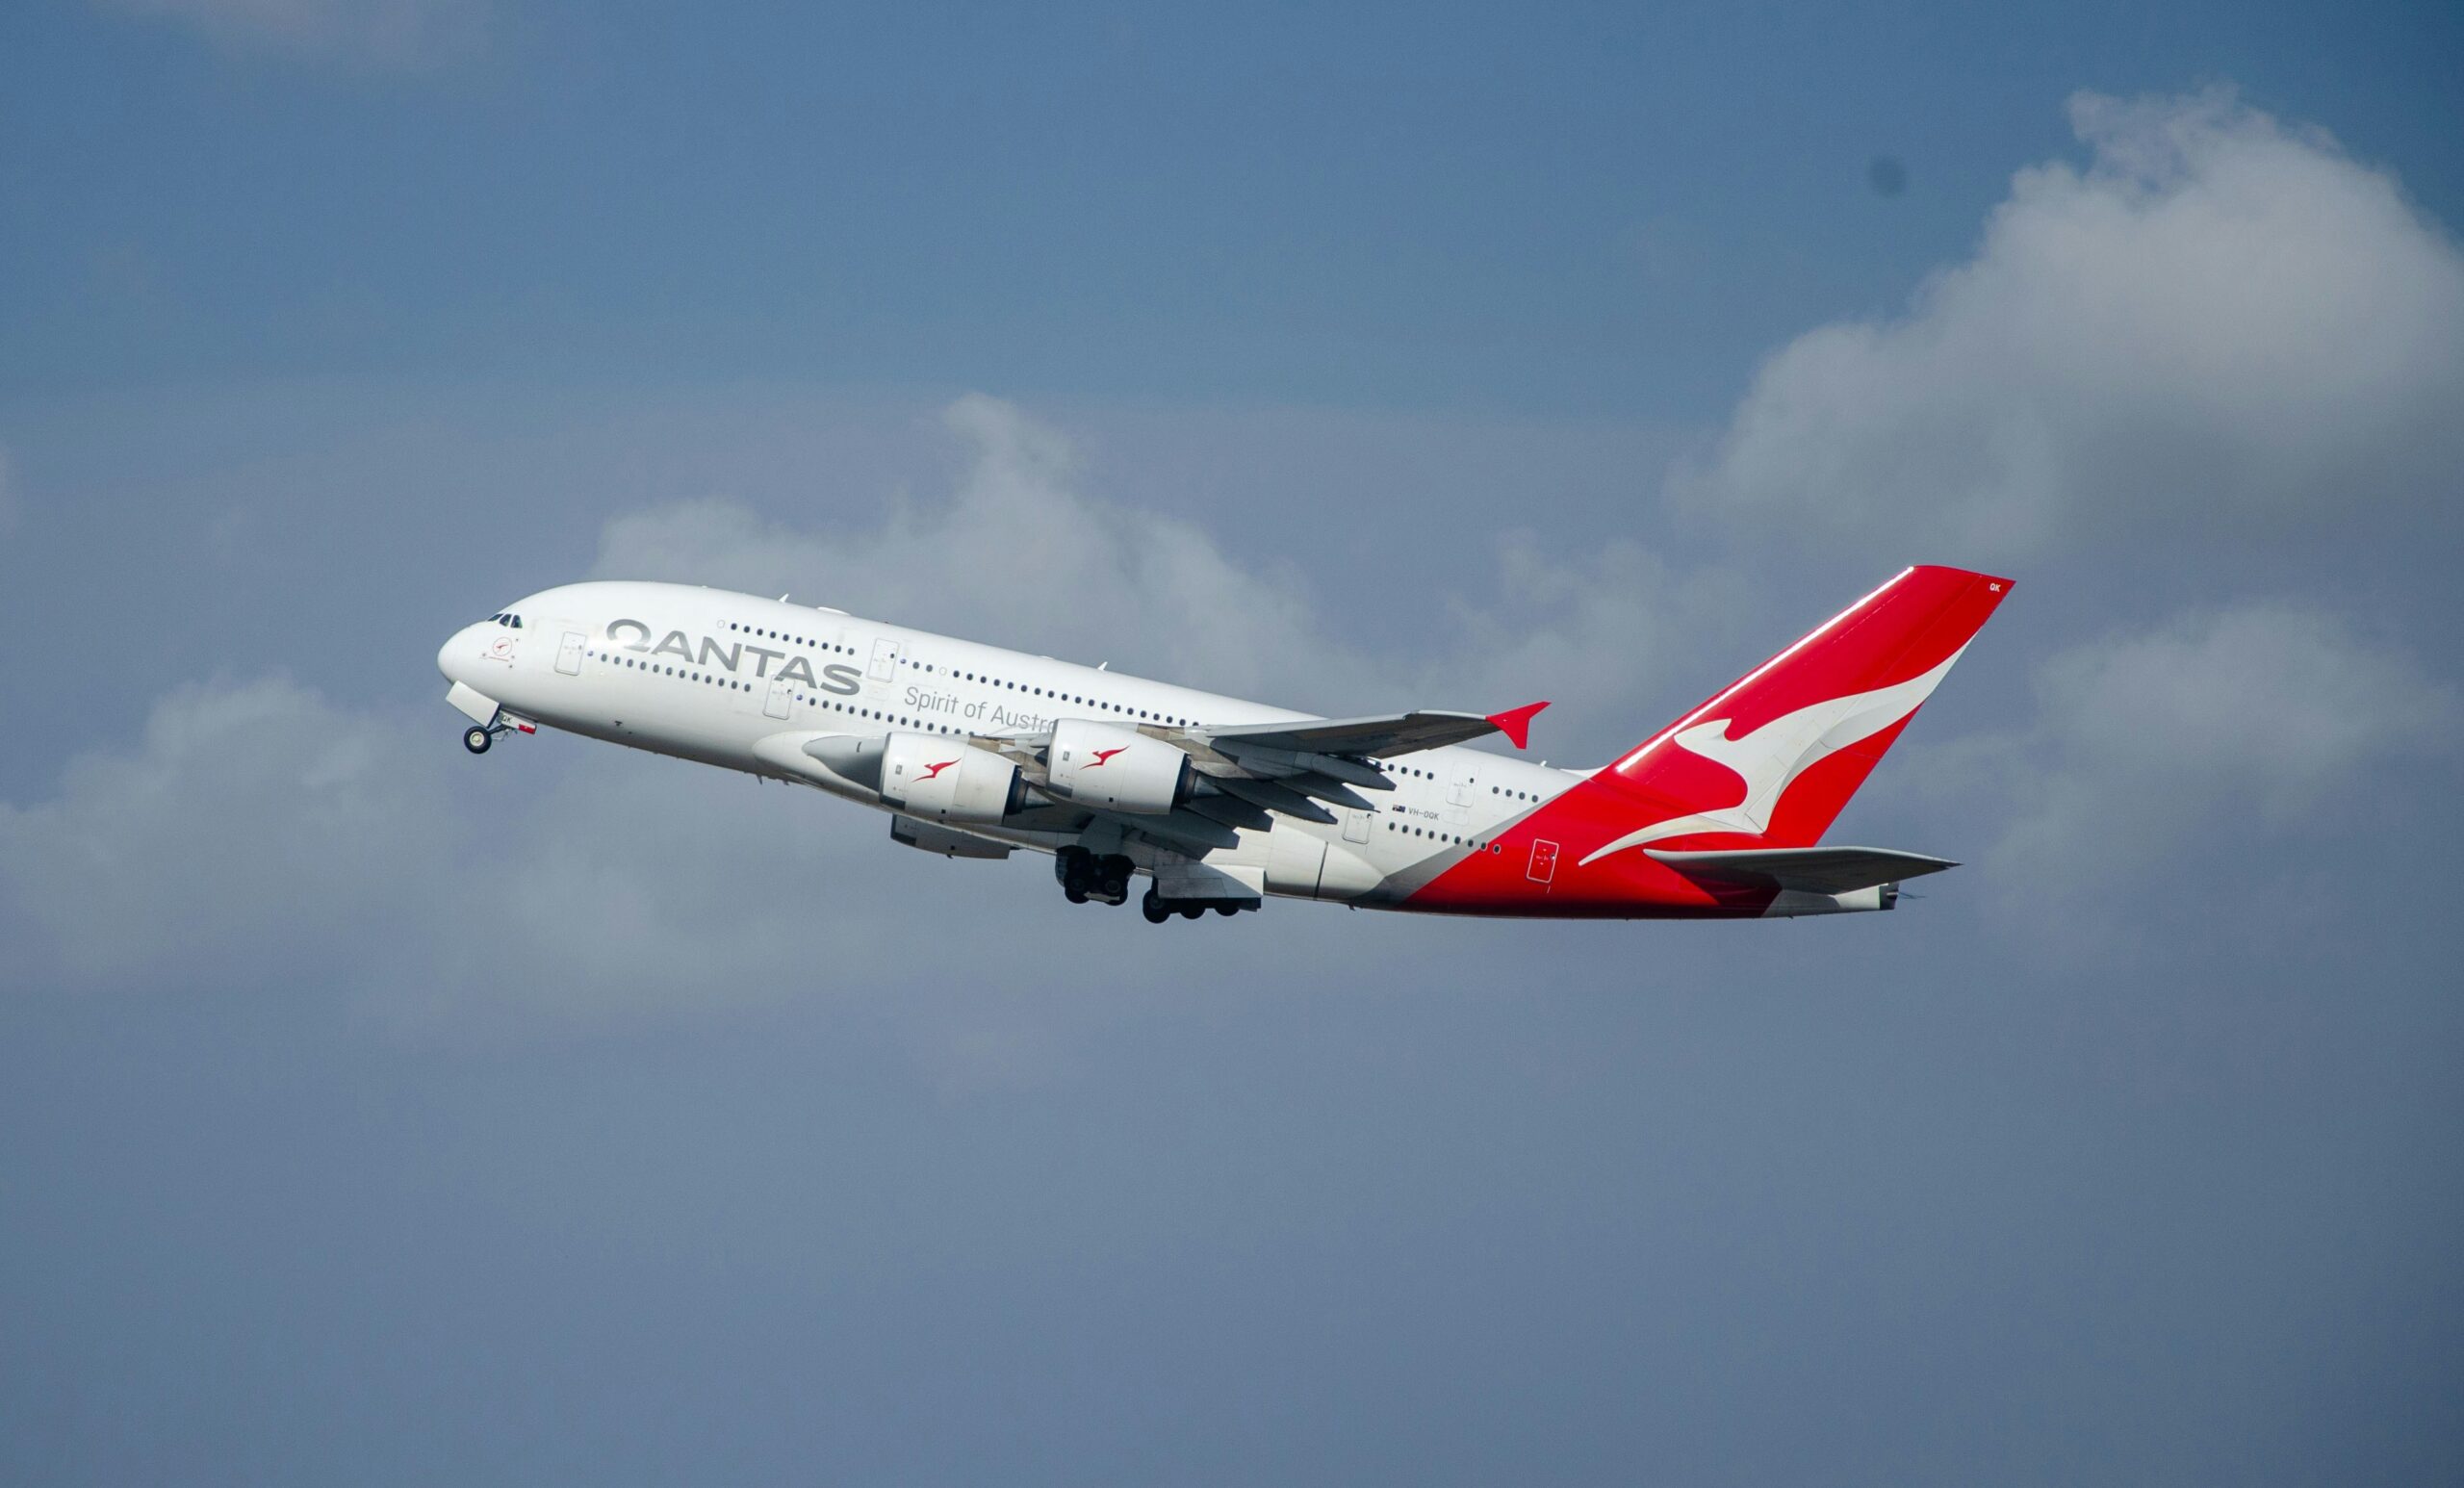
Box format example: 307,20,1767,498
868,637,899,683
555,631,585,676
764,675,793,720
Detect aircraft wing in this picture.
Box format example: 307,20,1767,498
1199,701,1549,761
1014,701,1553,853
1644,846,1958,894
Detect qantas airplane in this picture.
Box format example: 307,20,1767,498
436,564,2010,923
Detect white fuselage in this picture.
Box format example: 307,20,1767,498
436,580,1578,908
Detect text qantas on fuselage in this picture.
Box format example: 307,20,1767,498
437,566,2012,923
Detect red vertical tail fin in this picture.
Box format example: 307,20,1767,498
1590,566,2012,856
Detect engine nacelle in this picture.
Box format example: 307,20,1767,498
878,734,1025,826
1045,719,1193,814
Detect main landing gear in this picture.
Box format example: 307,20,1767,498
1140,887,1248,924
1059,847,1255,922
1057,846,1135,907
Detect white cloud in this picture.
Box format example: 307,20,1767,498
98,0,486,67
0,673,882,1011
0,667,1385,1059
0,678,458,986
592,393,1732,746
1432,530,1757,765
0,395,1742,1034
2029,604,2458,820
1677,89,2464,558
11,388,2445,1040
1938,603,2462,938
594,395,1358,708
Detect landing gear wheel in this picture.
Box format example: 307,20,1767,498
1057,846,1098,905
1141,888,1170,924
463,726,493,755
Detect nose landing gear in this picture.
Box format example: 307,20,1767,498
462,715,523,755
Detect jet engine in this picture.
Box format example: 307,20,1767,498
1044,719,1193,814
878,734,1026,826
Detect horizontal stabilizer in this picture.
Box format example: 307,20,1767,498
1645,845,1958,895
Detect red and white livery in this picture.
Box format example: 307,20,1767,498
437,565,2012,923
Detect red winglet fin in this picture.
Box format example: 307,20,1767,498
1485,701,1550,750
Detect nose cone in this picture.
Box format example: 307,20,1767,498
437,623,485,684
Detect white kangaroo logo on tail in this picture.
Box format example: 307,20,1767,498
1577,646,1968,867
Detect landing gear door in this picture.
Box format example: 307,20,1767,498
555,631,585,676
764,675,793,720
868,637,899,683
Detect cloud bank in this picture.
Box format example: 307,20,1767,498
593,396,1366,709
6,398,1716,1042
8,392,2451,1023
591,394,1736,748
10,85,2461,1017
1915,603,2463,942
1680,89,2464,558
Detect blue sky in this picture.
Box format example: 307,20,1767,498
2,3,2461,1484
6,2,2457,412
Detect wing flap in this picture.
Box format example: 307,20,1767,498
1184,793,1274,833
1206,774,1338,825
1644,845,1959,895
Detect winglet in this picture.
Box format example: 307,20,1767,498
1485,701,1551,750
